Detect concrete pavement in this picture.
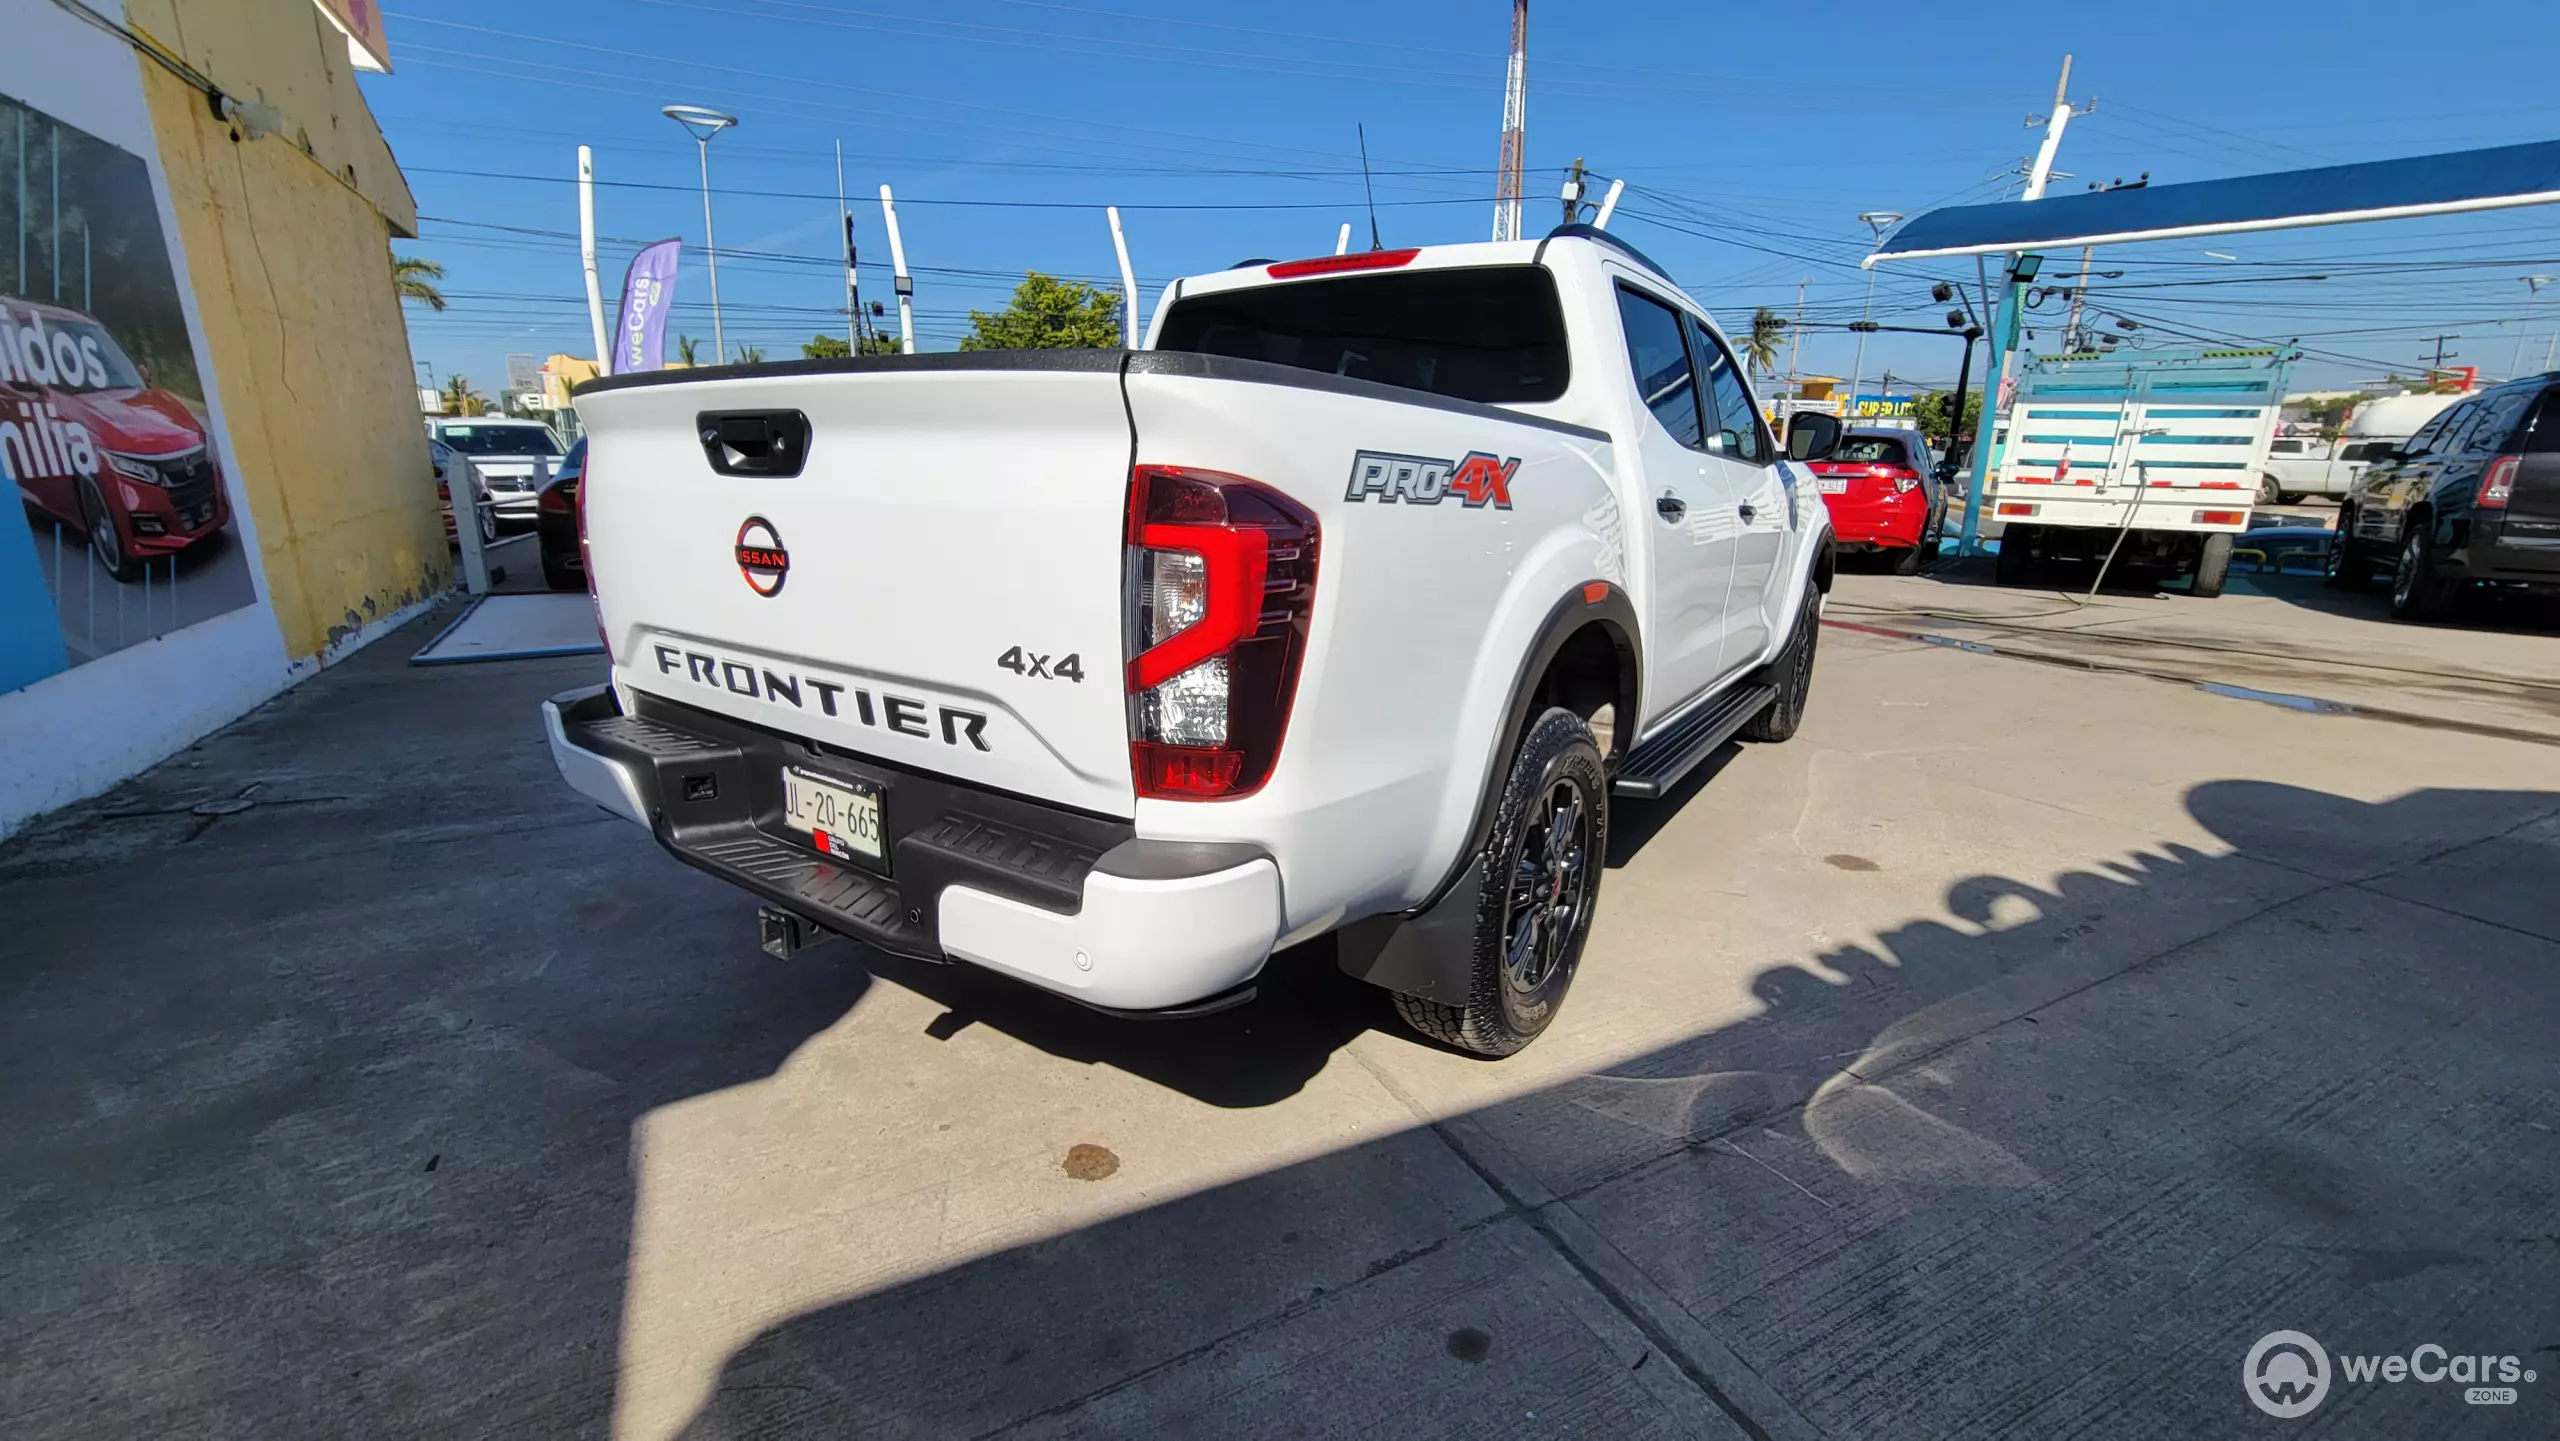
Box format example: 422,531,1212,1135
1,600,2554,1438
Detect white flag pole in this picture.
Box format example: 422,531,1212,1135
1107,206,1139,348
880,184,915,355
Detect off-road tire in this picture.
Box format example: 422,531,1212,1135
2389,523,2456,622
2190,531,2234,599
1995,524,2034,585
2325,509,2373,590
1740,580,1819,743
1392,706,1605,1059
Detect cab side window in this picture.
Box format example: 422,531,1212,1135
1615,286,1704,449
2464,387,2537,454
1688,316,1772,464
2526,392,2560,454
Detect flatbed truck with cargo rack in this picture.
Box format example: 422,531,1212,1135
1986,347,2295,597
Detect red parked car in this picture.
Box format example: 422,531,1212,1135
0,297,229,581
1808,426,1947,574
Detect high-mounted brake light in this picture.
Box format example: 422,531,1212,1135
2478,454,2520,510
1124,465,1319,801
1265,248,1420,280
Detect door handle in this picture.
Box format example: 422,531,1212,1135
1656,493,1686,522
1737,503,1757,524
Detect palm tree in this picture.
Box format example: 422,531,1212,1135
1745,307,1786,378
393,255,447,311
675,334,701,366
734,344,765,365
439,374,483,416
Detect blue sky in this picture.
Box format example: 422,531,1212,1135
367,0,2560,398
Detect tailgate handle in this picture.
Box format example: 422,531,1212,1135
697,410,810,478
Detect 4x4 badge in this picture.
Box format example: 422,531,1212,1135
735,516,788,596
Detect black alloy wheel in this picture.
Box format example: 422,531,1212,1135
1501,775,1596,1000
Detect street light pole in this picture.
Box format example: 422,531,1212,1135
2512,276,2555,379
1849,211,1902,421
662,105,737,361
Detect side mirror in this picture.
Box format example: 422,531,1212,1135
1786,412,1844,463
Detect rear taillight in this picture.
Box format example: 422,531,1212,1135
1124,465,1318,801
2479,454,2519,510
2191,509,2246,526
1878,465,1921,494
575,466,605,648
537,482,574,517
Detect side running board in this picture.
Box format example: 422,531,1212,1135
1611,681,1776,799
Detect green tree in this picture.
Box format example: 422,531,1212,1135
2295,392,2370,437
393,255,447,311
857,331,902,356
959,272,1124,351
801,333,852,359
734,344,765,365
1744,307,1787,377
1912,388,1983,449
675,334,701,366
439,373,485,416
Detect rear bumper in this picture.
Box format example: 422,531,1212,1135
541,684,1280,1012
1822,496,1927,549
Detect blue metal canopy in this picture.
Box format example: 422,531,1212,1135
1868,138,2560,266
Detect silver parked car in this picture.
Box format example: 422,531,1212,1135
427,418,564,531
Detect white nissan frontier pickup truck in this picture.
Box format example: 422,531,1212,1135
545,225,1842,1056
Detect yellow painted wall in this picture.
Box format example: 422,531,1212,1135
127,5,443,659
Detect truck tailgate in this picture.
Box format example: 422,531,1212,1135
574,359,1139,818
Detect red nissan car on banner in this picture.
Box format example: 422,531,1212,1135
0,297,231,581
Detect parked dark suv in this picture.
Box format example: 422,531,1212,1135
2328,374,2560,620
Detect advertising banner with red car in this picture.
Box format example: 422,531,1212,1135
0,89,256,694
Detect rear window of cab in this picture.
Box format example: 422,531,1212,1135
1832,436,1912,466
1155,265,1570,404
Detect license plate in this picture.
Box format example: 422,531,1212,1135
1817,476,1848,494
781,766,883,863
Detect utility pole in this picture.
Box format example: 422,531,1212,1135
2063,176,2145,353
1561,156,1587,228
1786,278,1807,391
2422,334,2460,371
1957,53,2085,558
1491,0,1528,242
836,141,856,349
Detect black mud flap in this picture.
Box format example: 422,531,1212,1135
1333,853,1484,1003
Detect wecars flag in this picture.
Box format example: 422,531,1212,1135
612,239,681,374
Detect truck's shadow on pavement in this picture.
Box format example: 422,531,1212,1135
1,625,2553,1440
669,777,2560,1439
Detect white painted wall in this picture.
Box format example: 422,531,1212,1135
0,0,431,837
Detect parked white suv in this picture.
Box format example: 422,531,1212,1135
545,228,1840,1055
426,417,563,530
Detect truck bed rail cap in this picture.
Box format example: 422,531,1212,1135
573,347,1127,398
